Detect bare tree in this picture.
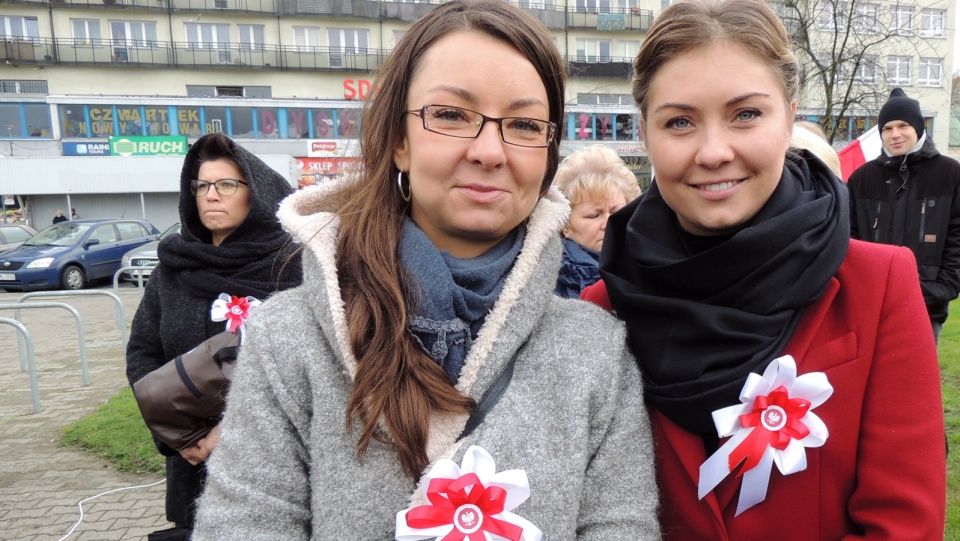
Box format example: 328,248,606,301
774,0,951,144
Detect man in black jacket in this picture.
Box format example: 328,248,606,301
848,88,960,342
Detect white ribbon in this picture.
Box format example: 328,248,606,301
698,355,832,516
396,446,542,541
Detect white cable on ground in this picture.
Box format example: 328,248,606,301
58,478,167,541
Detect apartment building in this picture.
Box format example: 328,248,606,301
779,0,955,145
0,0,954,226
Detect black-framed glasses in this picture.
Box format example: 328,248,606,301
190,178,248,197
406,104,556,148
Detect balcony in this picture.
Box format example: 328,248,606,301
0,0,277,14
0,37,386,71
567,56,633,78
279,0,566,28
566,7,653,32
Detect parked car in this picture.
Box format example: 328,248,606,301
0,224,39,253
120,222,181,282
0,219,160,291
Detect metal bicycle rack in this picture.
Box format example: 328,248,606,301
0,302,90,386
16,290,128,350
112,265,154,295
0,317,40,413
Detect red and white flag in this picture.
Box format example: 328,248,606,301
838,125,882,181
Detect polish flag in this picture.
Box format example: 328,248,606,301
838,125,882,181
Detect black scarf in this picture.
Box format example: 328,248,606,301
600,151,849,435
158,232,300,299
158,134,303,300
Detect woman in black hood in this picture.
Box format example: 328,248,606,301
126,133,302,539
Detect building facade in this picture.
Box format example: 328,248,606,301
0,0,954,227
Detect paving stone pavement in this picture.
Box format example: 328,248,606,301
0,287,174,540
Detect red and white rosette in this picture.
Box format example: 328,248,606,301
210,293,261,341
395,446,542,541
698,355,832,516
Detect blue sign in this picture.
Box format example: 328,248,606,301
62,142,111,156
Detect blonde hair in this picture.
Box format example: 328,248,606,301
553,145,641,207
791,123,842,178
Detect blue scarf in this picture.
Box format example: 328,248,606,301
555,237,601,299
398,219,524,383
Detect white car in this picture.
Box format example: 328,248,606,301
120,223,180,282
0,224,39,253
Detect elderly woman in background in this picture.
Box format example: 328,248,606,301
126,133,302,540
553,144,640,298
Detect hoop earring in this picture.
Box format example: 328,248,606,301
397,169,412,202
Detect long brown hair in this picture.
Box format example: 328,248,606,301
632,0,799,120
336,0,566,479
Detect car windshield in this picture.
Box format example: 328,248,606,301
24,223,94,247
159,223,181,240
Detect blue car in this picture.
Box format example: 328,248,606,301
0,219,160,291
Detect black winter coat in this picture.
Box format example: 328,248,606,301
126,134,302,527
848,136,960,324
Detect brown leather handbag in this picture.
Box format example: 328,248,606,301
133,330,240,451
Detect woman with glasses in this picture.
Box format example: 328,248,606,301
193,1,659,539
126,132,302,541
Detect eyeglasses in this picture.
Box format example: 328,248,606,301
190,178,248,197
406,104,556,148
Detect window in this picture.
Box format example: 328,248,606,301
392,30,406,48
328,28,370,68
919,57,941,87
919,9,944,38
0,226,32,243
117,222,148,240
111,21,158,48
0,80,48,94
852,55,877,84
293,26,320,50
185,22,231,63
889,5,913,35
576,0,611,13
819,2,847,31
576,38,611,62
71,19,102,46
851,3,878,33
238,24,264,51
621,40,639,62
886,55,911,85
90,225,118,244
0,16,40,41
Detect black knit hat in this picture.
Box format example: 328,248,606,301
877,88,924,138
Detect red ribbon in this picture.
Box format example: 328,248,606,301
406,473,524,541
224,296,250,333
728,386,811,475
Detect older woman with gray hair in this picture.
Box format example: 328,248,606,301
553,144,640,298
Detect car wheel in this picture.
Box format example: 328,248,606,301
61,265,86,290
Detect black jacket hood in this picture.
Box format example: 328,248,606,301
178,134,293,245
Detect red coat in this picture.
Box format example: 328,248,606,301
583,240,946,540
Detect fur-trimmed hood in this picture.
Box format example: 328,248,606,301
277,180,570,461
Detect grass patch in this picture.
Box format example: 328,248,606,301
943,302,960,540
60,386,164,475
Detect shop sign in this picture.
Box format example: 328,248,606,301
109,136,188,156
62,142,111,156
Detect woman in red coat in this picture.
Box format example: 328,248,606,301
582,0,946,538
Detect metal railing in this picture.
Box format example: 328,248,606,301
113,265,150,294
0,37,387,72
0,301,90,386
0,317,40,413
17,290,128,349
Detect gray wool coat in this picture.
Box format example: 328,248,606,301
193,182,660,540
